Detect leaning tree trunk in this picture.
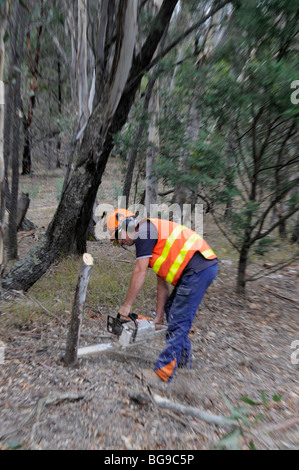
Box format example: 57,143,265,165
2,0,180,292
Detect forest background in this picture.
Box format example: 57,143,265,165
0,0,298,451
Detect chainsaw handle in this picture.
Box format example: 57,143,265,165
117,313,138,329
128,313,138,329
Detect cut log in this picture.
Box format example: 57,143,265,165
63,253,94,366
151,393,237,428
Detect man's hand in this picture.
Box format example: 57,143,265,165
154,318,165,330
118,304,131,318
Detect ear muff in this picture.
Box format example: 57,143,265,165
122,216,137,233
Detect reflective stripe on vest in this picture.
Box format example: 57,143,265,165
165,233,201,284
152,225,185,274
147,218,217,285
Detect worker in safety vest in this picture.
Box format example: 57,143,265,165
107,209,218,383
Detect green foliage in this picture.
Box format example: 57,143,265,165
216,391,284,450
254,237,279,256
113,100,150,165
156,0,298,277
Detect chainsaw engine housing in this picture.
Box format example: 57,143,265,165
107,314,155,346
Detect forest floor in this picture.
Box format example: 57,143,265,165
0,163,298,450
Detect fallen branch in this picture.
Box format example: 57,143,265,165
262,288,298,304
128,389,236,429
151,393,236,428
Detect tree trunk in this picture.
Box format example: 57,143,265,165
7,7,25,260
2,0,180,292
145,85,160,216
291,213,299,244
22,21,43,175
3,2,20,206
237,242,250,297
172,97,198,211
0,0,11,290
56,59,62,168
122,77,156,206
78,0,89,130
64,253,94,366
144,1,168,216
17,192,30,230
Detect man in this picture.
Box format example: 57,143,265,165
107,209,218,383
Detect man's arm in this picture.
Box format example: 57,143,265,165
119,257,149,317
155,275,169,328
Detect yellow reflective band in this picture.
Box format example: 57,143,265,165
166,233,201,284
152,225,185,275
201,249,215,259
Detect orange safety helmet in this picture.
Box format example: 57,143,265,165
107,209,136,241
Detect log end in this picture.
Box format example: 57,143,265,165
83,253,94,266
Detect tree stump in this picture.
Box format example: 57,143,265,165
64,253,94,366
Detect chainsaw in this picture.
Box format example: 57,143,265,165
77,313,166,358
107,313,157,347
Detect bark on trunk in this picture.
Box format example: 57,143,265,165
0,1,11,286
122,77,156,206
7,8,25,260
3,3,20,204
78,0,89,130
22,22,43,175
145,86,160,216
17,192,30,230
64,253,94,366
291,213,299,244
237,245,250,297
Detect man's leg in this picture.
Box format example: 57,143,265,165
154,264,218,382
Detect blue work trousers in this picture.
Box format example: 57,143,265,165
154,264,218,382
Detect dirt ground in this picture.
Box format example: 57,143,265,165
0,169,298,451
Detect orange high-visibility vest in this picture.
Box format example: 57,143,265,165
146,218,217,286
